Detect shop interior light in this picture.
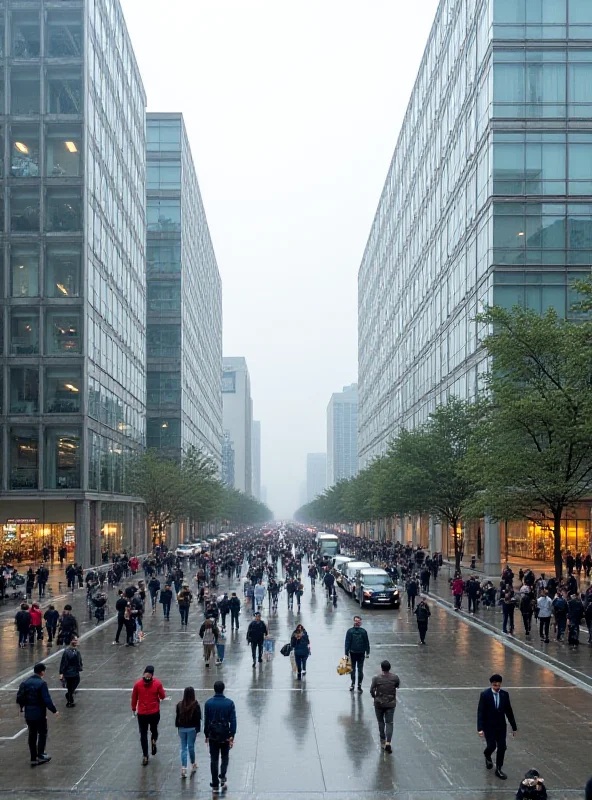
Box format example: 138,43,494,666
15,142,29,154
161,422,168,428
64,383,79,392
517,231,525,236
65,141,78,153
56,283,69,295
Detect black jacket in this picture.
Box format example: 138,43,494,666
59,647,83,678
15,610,31,632
229,596,241,613
246,619,268,643
159,589,173,605
175,701,202,731
477,688,517,732
344,626,370,656
115,597,128,616
17,674,57,721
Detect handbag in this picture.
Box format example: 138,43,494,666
280,642,292,657
337,656,352,676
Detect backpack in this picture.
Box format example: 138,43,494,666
208,714,231,742
349,627,366,652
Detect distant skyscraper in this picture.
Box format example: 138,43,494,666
221,430,235,488
260,486,268,506
327,384,359,487
252,420,261,500
222,358,253,494
299,481,308,510
306,453,327,503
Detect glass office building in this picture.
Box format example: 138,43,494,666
146,114,222,468
358,0,592,561
0,0,147,565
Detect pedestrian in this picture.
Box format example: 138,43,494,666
148,576,160,613
477,673,518,781
177,584,193,627
58,604,78,645
452,574,464,610
406,575,419,610
175,686,201,778
290,624,311,679
502,589,516,635
516,768,547,799
112,590,128,645
537,588,552,643
414,598,431,644
204,680,237,793
15,603,31,648
44,605,59,646
219,593,230,630
344,615,370,692
246,611,268,667
295,581,304,611
159,584,173,620
216,628,226,665
519,591,534,636
552,592,568,641
58,637,83,707
131,665,166,766
369,659,400,753
229,591,241,630
199,618,219,667
254,581,265,612
16,662,59,766
567,593,584,647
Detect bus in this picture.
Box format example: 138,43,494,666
318,533,339,557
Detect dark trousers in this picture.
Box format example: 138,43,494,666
294,653,308,676
179,605,189,625
556,616,567,639
407,594,416,610
38,583,46,598
231,610,239,629
250,640,263,662
27,718,48,761
162,602,170,619
137,712,160,758
350,652,365,686
46,625,56,643
539,617,551,640
418,622,428,643
65,675,80,704
115,616,125,643
521,611,532,634
468,596,478,613
483,728,507,769
209,740,230,786
221,612,228,629
502,606,515,633
454,594,462,609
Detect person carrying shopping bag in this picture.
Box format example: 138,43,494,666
199,618,219,667
175,686,201,778
290,625,310,680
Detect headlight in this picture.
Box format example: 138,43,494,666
393,589,399,596
364,590,372,597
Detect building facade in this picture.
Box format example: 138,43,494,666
358,0,592,564
251,419,261,500
222,357,252,495
327,384,358,487
0,0,148,566
221,429,234,488
146,113,222,469
306,452,327,503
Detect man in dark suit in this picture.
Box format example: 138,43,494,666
477,673,518,780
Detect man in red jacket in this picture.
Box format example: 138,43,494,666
452,574,465,611
131,665,166,765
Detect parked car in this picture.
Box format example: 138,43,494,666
356,567,400,608
331,555,353,584
340,561,371,595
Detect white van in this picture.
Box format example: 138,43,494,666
340,561,371,595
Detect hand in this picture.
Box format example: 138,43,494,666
132,711,137,717
365,653,369,658
478,731,484,737
205,738,209,745
59,675,63,681
512,731,518,737
55,711,60,717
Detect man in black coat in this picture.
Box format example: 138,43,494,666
229,592,241,630
246,612,268,666
477,673,518,780
17,662,58,765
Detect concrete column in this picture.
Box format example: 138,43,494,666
75,499,91,567
169,522,180,550
90,501,102,566
124,503,134,553
484,517,502,576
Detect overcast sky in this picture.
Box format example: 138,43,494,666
120,0,440,518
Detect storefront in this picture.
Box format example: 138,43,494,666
504,509,591,561
1,520,75,562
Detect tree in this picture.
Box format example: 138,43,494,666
220,487,272,526
182,446,224,530
473,303,592,580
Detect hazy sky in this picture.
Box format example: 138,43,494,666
120,0,440,518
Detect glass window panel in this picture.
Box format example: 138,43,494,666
10,309,38,355
568,63,592,102
568,213,592,247
45,244,81,297
148,280,181,312
0,25,4,58
10,427,38,490
568,141,592,178
10,245,39,297
525,285,543,312
47,68,83,114
147,162,181,190
542,284,566,314
45,187,82,231
11,12,40,58
10,188,40,231
11,69,40,115
494,64,525,103
147,243,181,274
46,11,83,58
526,63,566,105
494,215,527,248
147,324,181,357
526,0,566,23
10,367,39,413
570,0,592,23
494,285,525,308
45,126,82,177
45,428,81,489
526,141,566,180
147,199,181,232
10,125,40,176
45,311,82,354
495,0,525,23
0,68,5,115
493,142,525,180
45,366,82,413
526,214,566,248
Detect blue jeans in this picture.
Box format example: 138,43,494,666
178,727,197,767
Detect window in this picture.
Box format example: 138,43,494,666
10,309,39,355
45,244,81,297
11,12,40,58
11,245,39,297
147,325,181,357
45,428,81,489
148,281,181,312
45,311,82,354
45,126,82,176
147,418,181,451
147,243,181,274
494,54,566,118
147,120,181,152
46,11,83,58
147,372,181,407
570,0,592,37
10,368,39,413
46,367,82,413
11,68,40,114
10,188,40,232
45,187,82,231
47,68,83,114
11,125,40,177
568,63,592,117
147,199,181,232
10,428,38,490
147,162,181,190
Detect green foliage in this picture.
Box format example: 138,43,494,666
220,486,272,526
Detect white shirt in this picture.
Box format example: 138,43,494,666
537,595,553,618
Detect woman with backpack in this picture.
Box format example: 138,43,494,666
175,686,201,778
199,618,219,667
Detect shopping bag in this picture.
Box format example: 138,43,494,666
290,650,298,673
263,637,275,662
280,643,292,657
337,656,352,676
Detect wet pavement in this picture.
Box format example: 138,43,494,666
0,562,591,798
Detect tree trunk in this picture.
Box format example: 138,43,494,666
553,508,563,582
453,521,462,574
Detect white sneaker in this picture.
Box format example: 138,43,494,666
191,763,197,773
181,768,187,778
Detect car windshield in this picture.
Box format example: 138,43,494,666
363,575,394,588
